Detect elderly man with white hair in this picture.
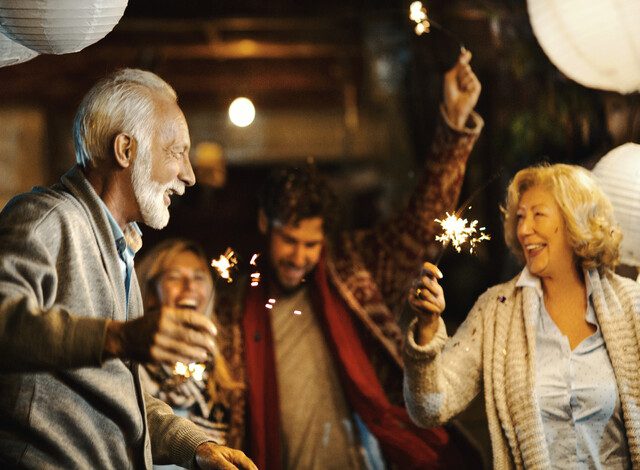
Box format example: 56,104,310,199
592,142,640,282
0,69,256,470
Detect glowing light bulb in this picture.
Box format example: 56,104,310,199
228,97,255,127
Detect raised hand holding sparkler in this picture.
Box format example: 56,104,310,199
443,49,481,129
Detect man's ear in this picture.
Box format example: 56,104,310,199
257,209,269,235
113,133,136,169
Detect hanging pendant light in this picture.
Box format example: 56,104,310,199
0,0,128,55
0,30,38,67
527,0,640,94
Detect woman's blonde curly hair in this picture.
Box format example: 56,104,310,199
502,163,622,271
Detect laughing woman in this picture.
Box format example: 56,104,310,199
404,164,640,469
136,239,243,453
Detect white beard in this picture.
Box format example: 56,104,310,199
131,145,184,229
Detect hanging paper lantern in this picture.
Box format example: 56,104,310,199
592,143,640,268
0,31,38,67
0,0,128,55
527,0,640,94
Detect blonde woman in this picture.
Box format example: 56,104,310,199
404,163,640,469
136,239,242,450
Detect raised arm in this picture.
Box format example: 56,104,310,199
352,50,483,314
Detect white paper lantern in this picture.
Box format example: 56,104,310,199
0,31,37,67
0,0,128,55
592,143,640,268
527,0,640,94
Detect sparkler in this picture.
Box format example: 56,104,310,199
174,361,206,381
434,209,490,257
408,1,465,51
248,253,303,315
211,248,238,283
249,253,261,287
431,170,503,265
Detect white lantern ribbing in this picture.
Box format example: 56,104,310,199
0,31,37,67
592,143,640,268
0,0,128,55
527,0,640,94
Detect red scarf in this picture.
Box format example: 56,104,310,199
242,258,475,469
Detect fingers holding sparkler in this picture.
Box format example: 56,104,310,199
443,49,481,129
409,261,445,345
410,262,445,315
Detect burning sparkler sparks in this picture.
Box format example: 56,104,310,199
174,361,206,381
408,1,465,50
211,248,238,283
434,210,491,255
409,1,431,35
249,253,261,287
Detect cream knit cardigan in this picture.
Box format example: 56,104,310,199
403,269,640,469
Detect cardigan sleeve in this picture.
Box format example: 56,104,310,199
403,290,488,427
144,391,213,468
0,196,108,372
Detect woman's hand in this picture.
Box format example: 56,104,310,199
443,49,481,129
409,262,445,346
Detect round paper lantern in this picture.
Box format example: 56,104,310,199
0,31,37,67
527,0,640,94
592,143,640,268
0,0,128,55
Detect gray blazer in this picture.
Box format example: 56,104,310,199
0,166,210,469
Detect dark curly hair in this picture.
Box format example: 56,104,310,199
258,164,338,234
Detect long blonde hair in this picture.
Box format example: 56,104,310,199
136,238,242,393
502,163,621,271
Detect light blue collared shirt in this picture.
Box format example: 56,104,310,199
97,199,141,316
517,268,630,469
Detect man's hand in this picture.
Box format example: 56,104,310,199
443,49,481,129
103,306,217,365
195,442,258,470
408,262,445,346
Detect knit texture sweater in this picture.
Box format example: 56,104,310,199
404,269,640,470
